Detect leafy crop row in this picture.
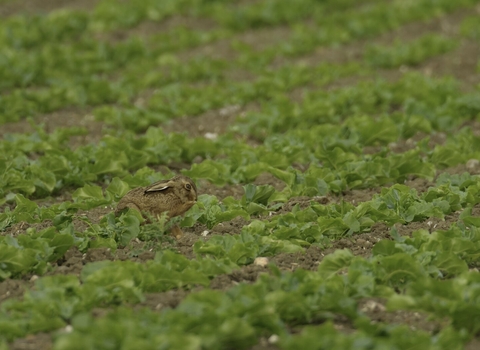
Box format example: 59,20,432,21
2,74,479,281
236,72,480,137
1,167,479,281
201,172,480,255
364,34,457,68
239,0,477,62
1,0,477,125
3,72,480,200
1,209,479,346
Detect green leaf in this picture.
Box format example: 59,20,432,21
49,234,75,261
374,253,425,285
462,216,480,227
372,240,404,256
81,261,144,303
0,245,38,279
317,249,353,278
433,251,468,277
106,177,131,200
72,184,105,202
183,160,230,185
242,184,275,205
117,212,141,246
71,184,109,209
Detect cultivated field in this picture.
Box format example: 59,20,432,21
1,0,480,349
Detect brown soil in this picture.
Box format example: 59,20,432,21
269,222,391,271
0,108,107,148
358,298,447,333
0,278,31,303
0,0,98,17
209,264,268,290
10,333,52,350
135,289,191,311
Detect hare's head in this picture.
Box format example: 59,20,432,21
144,175,197,204
174,175,198,203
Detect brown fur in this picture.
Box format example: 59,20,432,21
115,175,197,220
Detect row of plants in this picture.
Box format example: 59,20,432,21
3,73,480,201
0,0,452,49
1,207,479,347
1,167,479,279
1,0,478,125
0,0,381,93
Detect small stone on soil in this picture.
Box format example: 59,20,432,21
466,159,480,169
254,257,269,267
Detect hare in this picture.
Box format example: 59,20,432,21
115,175,197,238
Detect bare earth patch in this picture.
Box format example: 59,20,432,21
0,0,99,17
10,333,53,350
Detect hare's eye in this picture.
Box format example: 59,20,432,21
185,183,192,191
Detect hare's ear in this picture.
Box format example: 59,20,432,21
144,180,175,194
